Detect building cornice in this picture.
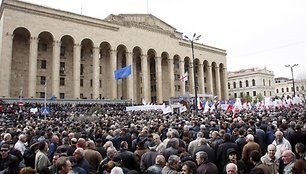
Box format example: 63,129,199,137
2,0,119,31
179,41,227,56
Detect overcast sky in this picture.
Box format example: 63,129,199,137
20,0,306,79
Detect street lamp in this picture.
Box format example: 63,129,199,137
184,33,201,116
285,64,298,97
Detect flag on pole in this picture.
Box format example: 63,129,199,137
180,72,188,82
114,64,132,80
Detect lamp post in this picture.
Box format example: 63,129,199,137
285,64,298,97
184,33,201,116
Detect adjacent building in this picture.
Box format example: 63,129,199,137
228,67,275,99
0,0,228,103
275,77,306,98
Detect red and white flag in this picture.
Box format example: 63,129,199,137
180,72,188,82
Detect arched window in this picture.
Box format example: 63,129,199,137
296,86,299,91
281,88,284,92
302,86,305,90
286,87,289,92
246,80,249,87
233,82,236,88
252,79,256,86
228,82,231,89
276,89,279,93
239,81,243,88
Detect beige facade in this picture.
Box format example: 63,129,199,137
228,67,275,99
275,77,306,98
0,0,228,103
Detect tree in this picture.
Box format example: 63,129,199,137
254,93,264,103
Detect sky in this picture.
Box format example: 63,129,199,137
20,0,306,79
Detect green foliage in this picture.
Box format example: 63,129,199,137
254,93,264,102
89,106,104,115
242,95,252,103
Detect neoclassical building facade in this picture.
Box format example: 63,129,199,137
228,67,275,99
0,0,228,103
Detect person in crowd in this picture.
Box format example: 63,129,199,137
291,159,306,174
195,151,218,174
272,131,292,160
187,132,204,156
162,138,179,162
181,161,197,174
281,150,296,174
0,143,20,174
226,163,238,174
110,166,124,174
224,148,247,174
217,133,239,172
192,138,215,163
161,155,180,174
260,144,279,174
69,156,86,174
20,167,37,174
242,134,261,171
49,135,59,161
146,155,166,174
249,150,269,174
84,141,102,174
115,141,139,171
152,134,165,154
56,156,72,174
35,141,51,174
140,142,160,173
14,134,27,155
73,148,89,173
67,138,78,156
294,143,306,160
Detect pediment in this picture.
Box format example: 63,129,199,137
105,14,178,34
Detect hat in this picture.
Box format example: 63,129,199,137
71,138,77,144
227,148,237,156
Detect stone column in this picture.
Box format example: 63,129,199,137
207,65,213,97
168,58,175,98
198,63,204,94
141,54,150,103
179,60,185,95
156,57,162,104
126,52,133,100
189,62,194,94
215,66,221,99
92,47,100,99
28,37,39,98
52,40,61,98
73,44,81,99
0,33,14,97
223,67,229,100
110,49,117,99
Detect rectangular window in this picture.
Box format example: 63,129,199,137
80,64,84,75
60,77,65,86
60,46,65,57
40,76,46,85
60,93,65,99
90,79,93,87
253,91,257,96
246,92,249,96
80,93,84,99
234,93,237,98
240,92,243,97
39,92,45,98
100,66,102,74
41,60,47,69
60,62,65,74
80,79,83,87
99,80,102,88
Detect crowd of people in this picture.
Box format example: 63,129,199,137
0,100,306,174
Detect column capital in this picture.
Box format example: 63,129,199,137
6,32,14,39
53,40,61,46
74,43,81,47
125,51,133,55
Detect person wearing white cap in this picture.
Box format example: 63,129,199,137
272,130,292,160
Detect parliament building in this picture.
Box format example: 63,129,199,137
0,0,228,103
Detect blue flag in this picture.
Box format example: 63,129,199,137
114,64,132,80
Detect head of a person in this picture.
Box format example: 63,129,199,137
267,144,276,159
181,161,197,174
275,131,283,141
295,143,305,155
120,141,128,150
38,141,48,152
195,151,208,165
52,135,59,144
227,148,237,163
282,150,295,165
167,155,180,169
77,138,86,149
226,163,238,174
19,134,27,143
0,143,10,158
20,167,37,174
106,147,117,159
155,155,166,167
246,134,254,142
152,134,161,143
86,141,96,150
250,150,261,163
73,148,84,160
291,159,306,174
110,166,123,174
56,156,72,174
